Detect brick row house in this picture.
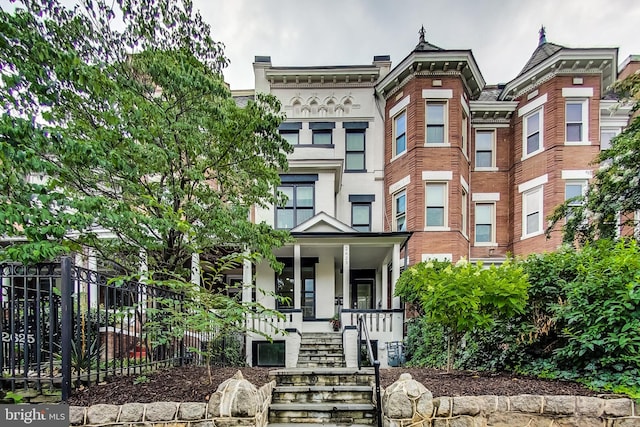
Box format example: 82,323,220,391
236,28,638,367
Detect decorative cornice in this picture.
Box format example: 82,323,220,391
271,82,376,89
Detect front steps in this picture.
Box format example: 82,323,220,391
268,367,377,425
296,332,345,368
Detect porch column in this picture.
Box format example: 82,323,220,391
190,252,200,286
294,244,301,310
391,243,401,309
87,248,98,308
242,258,252,303
342,244,350,310
381,263,389,310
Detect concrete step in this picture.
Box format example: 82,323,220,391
300,339,343,346
296,361,346,368
272,385,373,404
269,368,375,387
299,344,344,351
269,403,376,425
297,354,344,361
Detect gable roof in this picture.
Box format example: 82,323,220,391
290,211,356,233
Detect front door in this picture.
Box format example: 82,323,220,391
351,269,375,309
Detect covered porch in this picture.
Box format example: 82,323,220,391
244,217,411,367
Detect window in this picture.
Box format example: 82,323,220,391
461,189,468,236
522,187,543,237
309,122,335,145
566,100,587,142
276,183,314,229
280,130,299,145
524,110,542,156
275,259,294,309
461,113,468,156
425,182,446,228
352,203,371,231
426,102,446,144
312,129,332,145
253,341,285,367
600,128,619,151
278,122,302,145
565,181,586,218
475,203,494,244
475,130,495,169
394,111,407,156
345,130,366,171
393,191,406,231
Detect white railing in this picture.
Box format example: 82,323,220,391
246,309,303,337
342,309,403,333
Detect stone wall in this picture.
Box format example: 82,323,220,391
382,373,640,427
71,371,275,427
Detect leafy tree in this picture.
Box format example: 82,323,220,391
395,258,529,371
548,73,640,244
0,0,292,276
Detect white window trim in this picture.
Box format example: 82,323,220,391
472,193,500,202
518,93,548,117
424,181,450,231
422,170,453,181
389,95,410,117
475,128,497,170
474,202,497,246
565,98,590,145
518,174,548,194
422,89,453,99
389,175,411,194
460,175,469,193
521,186,544,240
461,188,468,239
425,99,450,146
522,107,544,160
561,170,592,180
562,87,594,98
391,109,408,161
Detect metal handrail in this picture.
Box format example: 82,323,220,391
357,314,382,427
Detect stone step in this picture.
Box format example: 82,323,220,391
297,354,344,361
299,344,344,351
270,368,375,387
300,339,343,346
269,403,376,425
296,361,346,368
272,385,373,404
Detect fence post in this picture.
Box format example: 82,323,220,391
61,257,72,401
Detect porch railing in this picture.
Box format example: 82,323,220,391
341,309,404,335
246,309,302,337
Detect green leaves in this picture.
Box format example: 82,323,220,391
395,257,529,371
548,73,640,244
0,1,292,274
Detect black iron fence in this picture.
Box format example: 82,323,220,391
1,257,242,401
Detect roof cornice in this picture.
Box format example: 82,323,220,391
499,48,618,101
376,50,486,100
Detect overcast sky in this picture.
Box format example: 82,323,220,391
196,0,640,90
2,0,639,90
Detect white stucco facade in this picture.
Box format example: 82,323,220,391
242,56,408,368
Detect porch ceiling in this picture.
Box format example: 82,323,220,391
273,232,411,269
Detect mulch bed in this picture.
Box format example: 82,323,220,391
67,365,598,406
